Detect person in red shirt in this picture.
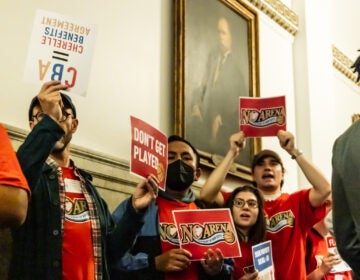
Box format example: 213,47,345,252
200,130,331,280
111,135,230,279
225,185,266,280
0,124,30,228
306,198,353,280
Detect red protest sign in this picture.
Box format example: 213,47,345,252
173,209,241,260
130,116,168,190
239,96,286,137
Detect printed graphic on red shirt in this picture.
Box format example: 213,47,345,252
64,178,90,222
266,210,295,233
62,167,94,280
157,197,198,280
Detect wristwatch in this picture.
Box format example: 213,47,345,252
291,149,303,159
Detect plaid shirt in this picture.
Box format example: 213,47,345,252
47,157,103,280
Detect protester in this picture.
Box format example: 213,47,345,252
200,130,331,280
306,198,353,279
0,124,30,228
332,118,360,277
225,185,266,280
111,135,231,279
9,80,159,280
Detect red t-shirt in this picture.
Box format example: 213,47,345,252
157,196,198,280
0,124,29,194
306,229,353,280
265,189,325,280
62,167,94,280
221,190,231,205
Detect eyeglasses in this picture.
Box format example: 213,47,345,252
233,198,258,209
32,111,73,123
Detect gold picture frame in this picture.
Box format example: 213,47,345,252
352,114,360,123
174,0,261,179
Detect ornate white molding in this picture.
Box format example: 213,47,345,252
244,0,299,35
332,45,360,87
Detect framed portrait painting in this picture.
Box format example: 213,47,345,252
174,0,261,178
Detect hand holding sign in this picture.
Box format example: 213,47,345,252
155,248,192,273
132,174,159,212
36,80,68,122
229,131,246,155
200,248,224,276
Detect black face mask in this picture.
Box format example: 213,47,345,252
166,160,195,191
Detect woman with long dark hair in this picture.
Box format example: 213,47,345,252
225,185,266,280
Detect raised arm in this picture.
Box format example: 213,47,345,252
109,175,159,264
199,131,246,206
277,130,331,207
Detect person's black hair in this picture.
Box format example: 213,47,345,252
168,135,200,168
225,184,266,245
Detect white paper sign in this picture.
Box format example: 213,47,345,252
24,9,97,96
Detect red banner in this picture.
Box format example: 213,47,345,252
239,96,286,137
130,116,167,190
173,209,241,260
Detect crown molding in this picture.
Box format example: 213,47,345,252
332,45,360,87
244,0,299,35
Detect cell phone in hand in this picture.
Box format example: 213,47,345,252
243,265,255,274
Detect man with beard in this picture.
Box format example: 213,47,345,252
111,135,231,280
199,130,331,280
9,80,159,280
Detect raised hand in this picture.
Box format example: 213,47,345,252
36,80,68,122
277,130,296,155
132,174,159,211
229,131,246,156
317,253,342,275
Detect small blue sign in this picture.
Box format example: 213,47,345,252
252,240,273,272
